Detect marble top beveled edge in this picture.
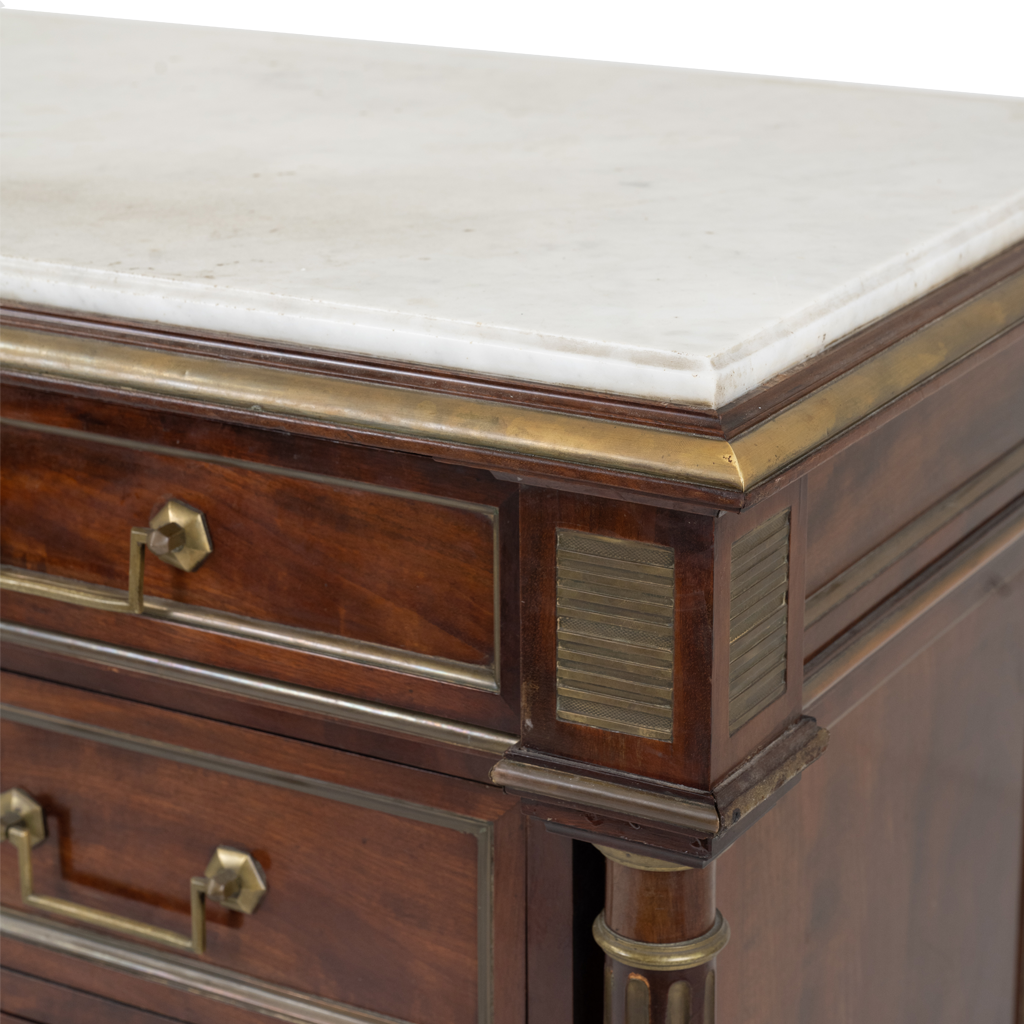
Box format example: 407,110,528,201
4,12,1024,409
4,192,1024,411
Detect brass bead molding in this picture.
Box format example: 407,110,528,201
3,264,1021,496
594,844,692,872
593,910,730,971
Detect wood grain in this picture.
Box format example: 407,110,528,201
717,584,1024,1023
0,969,186,1024
0,673,526,1024
0,421,497,667
804,336,1024,601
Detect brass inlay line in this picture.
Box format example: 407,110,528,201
1,908,415,1024
805,440,1024,627
730,269,1024,489
555,531,675,741
0,622,517,756
0,328,743,491
803,495,1024,712
592,910,730,971
0,566,496,692
3,267,1022,494
0,702,496,1024
1,416,502,688
728,510,790,734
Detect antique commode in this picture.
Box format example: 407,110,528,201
1,12,1023,1024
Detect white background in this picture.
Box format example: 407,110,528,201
3,0,1024,99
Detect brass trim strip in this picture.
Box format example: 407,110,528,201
0,908,413,1024
730,269,1024,489
489,759,720,835
0,566,497,692
803,496,1024,707
0,702,496,1023
1,416,502,688
0,327,744,491
592,910,730,971
3,268,1022,494
806,440,1024,627
0,622,517,756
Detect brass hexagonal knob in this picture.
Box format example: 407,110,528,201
148,499,212,572
128,499,213,613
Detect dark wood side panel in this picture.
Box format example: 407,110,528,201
0,674,525,1024
804,335,1024,602
716,580,1024,1023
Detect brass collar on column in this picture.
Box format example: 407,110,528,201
593,910,730,971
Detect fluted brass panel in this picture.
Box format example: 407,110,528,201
728,510,791,733
555,530,675,740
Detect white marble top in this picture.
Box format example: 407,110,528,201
3,13,1023,408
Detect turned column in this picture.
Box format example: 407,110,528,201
593,846,729,1024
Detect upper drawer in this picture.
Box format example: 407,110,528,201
0,387,520,734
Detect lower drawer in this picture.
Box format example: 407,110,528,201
0,673,525,1024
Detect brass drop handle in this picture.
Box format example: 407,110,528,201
128,499,213,614
1,788,265,955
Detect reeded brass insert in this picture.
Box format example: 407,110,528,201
128,499,212,613
1,787,266,955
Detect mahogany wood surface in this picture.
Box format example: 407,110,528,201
0,942,289,1024
0,642,503,784
0,590,520,731
717,584,1024,1024
0,421,498,666
0,673,526,1024
803,336,1024,601
605,863,715,944
0,969,187,1024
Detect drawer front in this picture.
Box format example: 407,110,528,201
0,388,520,734
0,673,525,1024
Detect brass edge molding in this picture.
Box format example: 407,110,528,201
0,908,411,1024
0,621,517,756
592,910,730,971
806,439,1024,627
595,844,692,872
0,566,497,693
715,726,830,831
0,701,496,1024
804,495,1024,708
0,328,744,492
731,270,1024,490
489,758,721,835
3,267,1022,494
1,416,503,689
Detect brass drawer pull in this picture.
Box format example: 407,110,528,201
128,499,213,614
1,788,265,955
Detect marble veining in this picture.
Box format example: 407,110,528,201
2,12,1023,407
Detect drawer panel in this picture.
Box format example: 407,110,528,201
0,387,521,735
1,421,496,672
0,674,525,1024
